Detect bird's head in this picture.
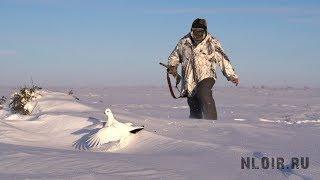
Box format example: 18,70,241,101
104,108,115,126
104,108,112,115
104,108,114,119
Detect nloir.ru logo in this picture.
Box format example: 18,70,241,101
241,157,309,170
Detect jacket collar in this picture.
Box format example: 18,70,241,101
187,32,211,48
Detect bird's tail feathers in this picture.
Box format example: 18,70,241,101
129,126,144,134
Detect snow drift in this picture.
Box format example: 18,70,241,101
0,87,319,179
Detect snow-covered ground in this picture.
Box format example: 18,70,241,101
0,86,319,179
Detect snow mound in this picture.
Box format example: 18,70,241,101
0,90,195,153
0,87,319,179
0,91,142,151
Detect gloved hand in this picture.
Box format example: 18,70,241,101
229,76,240,86
167,65,178,77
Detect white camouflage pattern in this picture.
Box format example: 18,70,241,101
168,33,238,97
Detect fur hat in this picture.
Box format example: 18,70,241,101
191,18,207,31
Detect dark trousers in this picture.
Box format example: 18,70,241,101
187,78,217,120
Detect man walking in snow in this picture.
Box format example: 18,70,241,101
167,18,239,120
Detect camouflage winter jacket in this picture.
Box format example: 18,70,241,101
168,33,238,97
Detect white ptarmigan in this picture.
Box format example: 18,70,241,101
87,108,144,148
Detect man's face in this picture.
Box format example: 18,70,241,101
191,28,206,42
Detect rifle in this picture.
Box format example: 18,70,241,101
159,63,181,85
159,62,182,99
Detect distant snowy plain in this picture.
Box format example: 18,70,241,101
0,86,319,179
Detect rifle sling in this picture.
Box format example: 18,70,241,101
166,72,181,99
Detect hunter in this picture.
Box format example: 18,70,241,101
167,18,239,120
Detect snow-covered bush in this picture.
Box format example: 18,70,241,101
68,89,80,100
0,96,6,110
68,89,74,95
9,85,42,115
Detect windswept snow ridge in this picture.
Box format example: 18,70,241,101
0,87,319,179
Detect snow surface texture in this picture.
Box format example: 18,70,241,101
0,86,319,179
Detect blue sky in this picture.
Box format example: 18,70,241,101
0,0,319,87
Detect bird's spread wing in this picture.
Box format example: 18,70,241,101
87,128,108,148
86,123,144,148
